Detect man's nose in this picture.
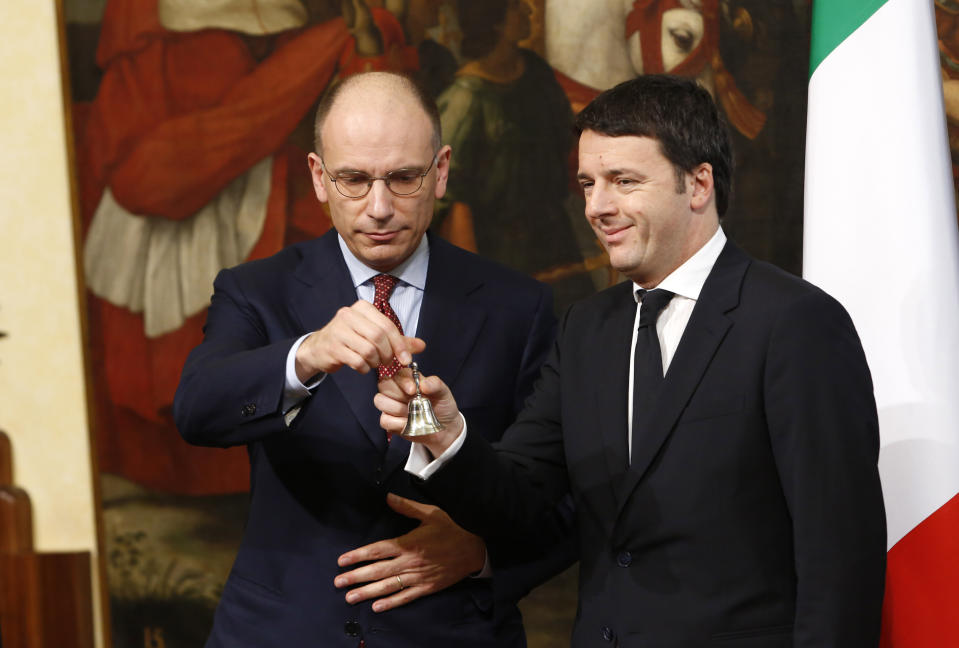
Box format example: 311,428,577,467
585,185,615,220
366,178,395,219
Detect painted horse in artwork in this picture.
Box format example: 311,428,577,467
544,0,765,138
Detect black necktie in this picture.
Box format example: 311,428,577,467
631,288,674,463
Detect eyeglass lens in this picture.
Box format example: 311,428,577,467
330,155,437,198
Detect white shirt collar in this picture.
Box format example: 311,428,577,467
633,227,727,303
337,233,430,291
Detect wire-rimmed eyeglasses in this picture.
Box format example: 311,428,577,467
321,153,438,199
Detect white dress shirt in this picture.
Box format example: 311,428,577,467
626,227,726,460
407,227,727,475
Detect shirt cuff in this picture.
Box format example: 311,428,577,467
404,413,467,480
283,333,325,414
473,551,492,579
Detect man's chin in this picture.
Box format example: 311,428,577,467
360,246,407,272
606,253,636,277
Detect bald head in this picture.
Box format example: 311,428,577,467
305,71,451,273
313,72,442,155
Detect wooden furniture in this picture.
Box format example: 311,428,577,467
0,430,95,648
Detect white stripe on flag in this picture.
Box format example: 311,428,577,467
804,0,959,549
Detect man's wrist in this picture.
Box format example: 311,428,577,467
284,334,324,417
423,413,464,457
405,413,468,480
293,332,320,384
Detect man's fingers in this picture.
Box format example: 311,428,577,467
385,326,412,366
375,373,462,449
341,575,401,604
297,302,427,379
321,301,405,371
304,308,387,374
337,539,399,568
386,493,436,522
331,342,374,375
329,329,391,374
377,372,418,400
418,374,451,399
335,559,396,590
379,410,409,436
343,305,399,367
342,577,427,610
374,392,408,419
377,375,408,399
352,300,412,365
406,336,426,356
334,506,486,613
411,375,461,430
374,378,413,434
370,585,427,613
392,372,419,397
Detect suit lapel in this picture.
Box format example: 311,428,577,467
592,284,637,509
412,236,487,384
382,234,487,476
290,231,385,451
614,242,749,520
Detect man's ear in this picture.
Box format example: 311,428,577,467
308,153,329,203
434,145,452,200
689,162,714,212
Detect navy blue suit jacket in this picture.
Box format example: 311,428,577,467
173,230,572,647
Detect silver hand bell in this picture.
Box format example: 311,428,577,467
401,362,443,437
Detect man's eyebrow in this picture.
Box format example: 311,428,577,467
329,165,369,175
576,168,645,180
605,167,645,178
330,162,426,175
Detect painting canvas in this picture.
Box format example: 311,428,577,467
937,0,959,228
60,0,815,645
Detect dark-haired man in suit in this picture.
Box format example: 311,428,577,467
378,74,887,647
174,71,572,647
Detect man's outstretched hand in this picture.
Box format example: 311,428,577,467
375,371,463,457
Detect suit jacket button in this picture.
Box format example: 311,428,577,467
344,620,361,637
616,550,632,567
601,625,615,642
241,403,256,417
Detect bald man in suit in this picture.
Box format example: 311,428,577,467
175,71,574,648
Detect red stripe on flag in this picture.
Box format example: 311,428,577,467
880,492,959,646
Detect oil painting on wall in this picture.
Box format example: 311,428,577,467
61,0,813,645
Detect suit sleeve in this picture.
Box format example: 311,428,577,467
173,267,297,448
512,282,557,416
421,304,574,564
763,290,886,646
489,285,579,599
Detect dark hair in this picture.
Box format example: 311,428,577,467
458,0,509,60
313,71,442,153
574,74,734,217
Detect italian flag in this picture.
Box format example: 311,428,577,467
804,0,959,645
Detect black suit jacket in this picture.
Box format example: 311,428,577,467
422,241,887,647
173,230,573,648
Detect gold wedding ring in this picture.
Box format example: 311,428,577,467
395,574,405,590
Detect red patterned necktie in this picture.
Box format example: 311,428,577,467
372,274,404,380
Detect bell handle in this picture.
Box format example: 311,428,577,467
410,361,422,396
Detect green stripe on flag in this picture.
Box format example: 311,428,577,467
809,0,887,78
